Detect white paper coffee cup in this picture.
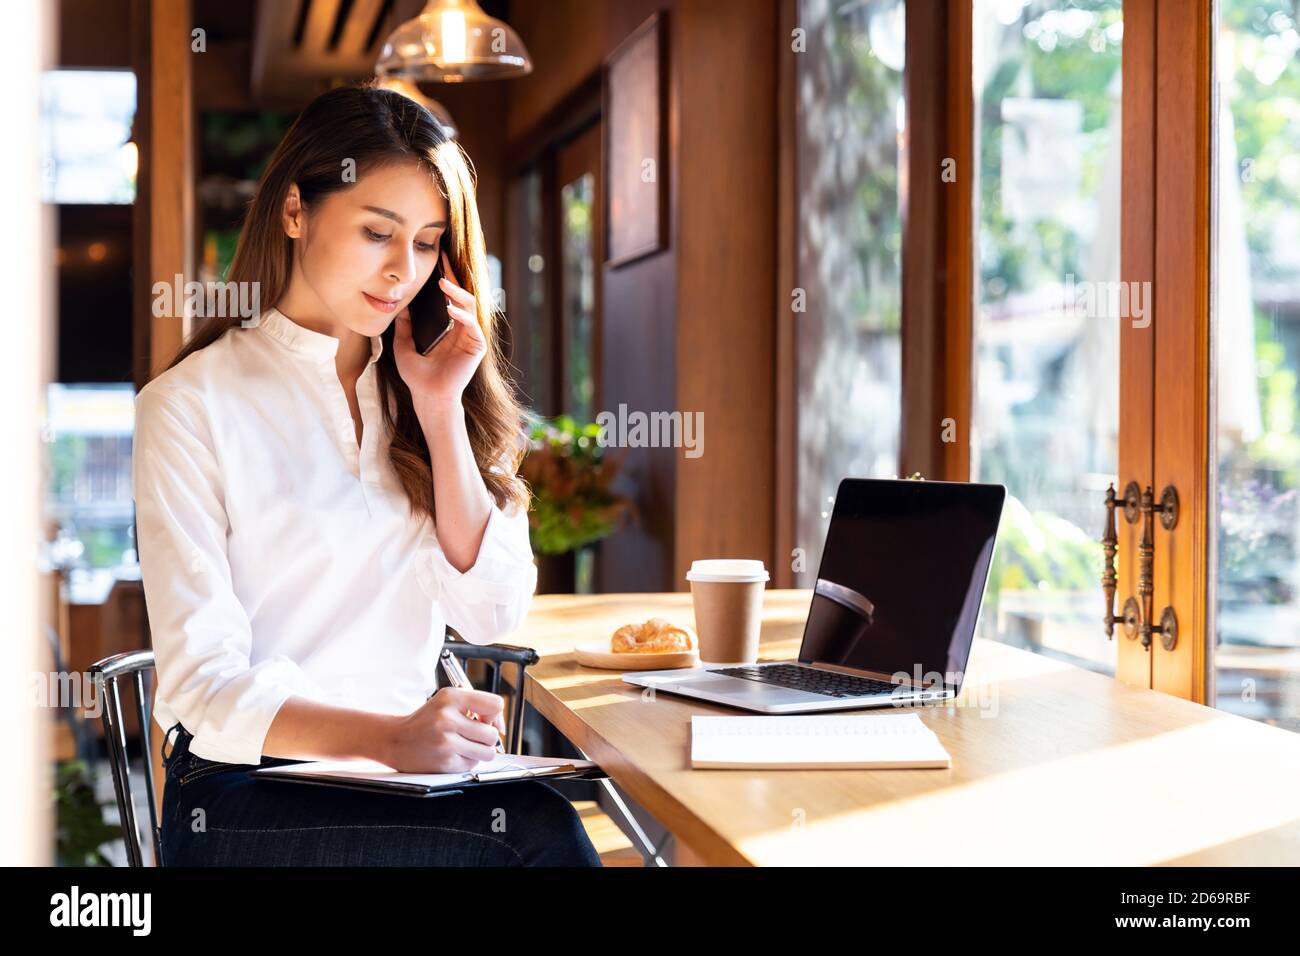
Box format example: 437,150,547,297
686,559,769,663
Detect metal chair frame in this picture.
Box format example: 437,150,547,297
88,632,542,867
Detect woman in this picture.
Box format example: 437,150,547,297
134,83,601,866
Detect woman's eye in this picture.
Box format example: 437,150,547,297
367,228,437,252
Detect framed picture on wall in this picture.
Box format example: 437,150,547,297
603,11,667,269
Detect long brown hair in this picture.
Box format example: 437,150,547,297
160,81,530,524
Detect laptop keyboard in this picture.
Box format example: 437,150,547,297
710,663,908,699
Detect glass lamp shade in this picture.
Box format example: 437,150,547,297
375,0,533,84
374,76,459,140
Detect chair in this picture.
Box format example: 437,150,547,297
88,632,542,867
439,630,540,754
87,649,159,867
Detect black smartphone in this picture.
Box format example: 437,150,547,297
409,243,456,355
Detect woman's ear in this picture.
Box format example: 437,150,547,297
282,184,304,239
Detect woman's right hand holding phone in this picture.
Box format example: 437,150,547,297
383,686,507,773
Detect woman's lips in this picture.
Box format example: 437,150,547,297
363,292,400,313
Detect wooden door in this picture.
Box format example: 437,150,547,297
1113,0,1213,701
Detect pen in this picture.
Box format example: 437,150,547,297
439,645,506,753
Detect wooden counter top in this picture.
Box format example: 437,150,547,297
503,590,1300,866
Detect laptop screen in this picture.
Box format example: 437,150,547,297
797,479,1006,691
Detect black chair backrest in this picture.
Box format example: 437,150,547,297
442,632,540,755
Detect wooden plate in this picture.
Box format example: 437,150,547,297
573,640,701,671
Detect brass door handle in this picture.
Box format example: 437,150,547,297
1102,481,1179,650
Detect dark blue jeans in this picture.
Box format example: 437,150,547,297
158,722,603,867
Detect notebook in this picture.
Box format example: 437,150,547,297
690,713,952,769
252,753,607,798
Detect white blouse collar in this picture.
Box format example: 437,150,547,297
257,307,383,366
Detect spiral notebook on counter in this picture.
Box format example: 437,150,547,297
252,753,607,798
690,713,952,769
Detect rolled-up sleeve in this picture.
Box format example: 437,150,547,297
416,494,538,646
132,383,327,765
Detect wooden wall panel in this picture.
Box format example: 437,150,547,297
900,0,972,483
673,0,778,586
600,251,678,590
135,0,195,385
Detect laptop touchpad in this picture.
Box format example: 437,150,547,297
688,675,814,703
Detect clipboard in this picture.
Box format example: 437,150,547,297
251,754,609,798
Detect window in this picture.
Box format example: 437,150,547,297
1213,0,1300,732
43,383,138,582
971,0,1123,674
794,0,905,586
41,70,136,205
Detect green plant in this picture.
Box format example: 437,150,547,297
518,413,634,556
54,759,122,867
983,494,1103,617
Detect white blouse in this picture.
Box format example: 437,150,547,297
131,306,538,765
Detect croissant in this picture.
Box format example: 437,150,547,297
611,617,698,654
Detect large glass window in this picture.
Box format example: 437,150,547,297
971,0,1123,674
794,0,905,586
1213,0,1300,733
507,169,552,414
561,172,596,422
40,70,136,204
42,383,139,606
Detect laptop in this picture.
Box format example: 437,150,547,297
621,478,1006,713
